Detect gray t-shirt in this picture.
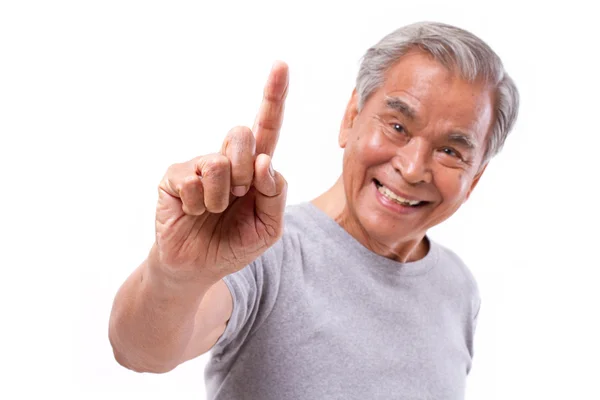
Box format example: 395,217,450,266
205,202,481,400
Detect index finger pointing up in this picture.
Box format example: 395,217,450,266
252,61,289,158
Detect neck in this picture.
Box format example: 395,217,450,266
311,175,429,263
311,175,346,218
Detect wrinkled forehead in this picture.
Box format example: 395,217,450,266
378,51,495,135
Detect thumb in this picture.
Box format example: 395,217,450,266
253,153,287,230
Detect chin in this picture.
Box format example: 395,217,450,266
356,202,420,240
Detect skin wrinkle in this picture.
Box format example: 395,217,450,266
380,102,476,167
313,50,494,263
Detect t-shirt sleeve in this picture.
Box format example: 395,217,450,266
210,241,284,357
466,294,482,375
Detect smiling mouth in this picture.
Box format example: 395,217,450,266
373,179,428,207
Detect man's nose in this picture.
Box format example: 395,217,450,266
391,138,433,184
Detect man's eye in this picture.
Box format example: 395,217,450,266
392,123,405,133
441,147,461,158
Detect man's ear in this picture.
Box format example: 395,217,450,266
464,162,488,203
339,88,360,149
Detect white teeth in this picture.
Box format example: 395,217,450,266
377,184,422,206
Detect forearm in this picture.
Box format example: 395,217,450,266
108,246,215,373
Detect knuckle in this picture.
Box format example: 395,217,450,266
160,163,185,192
165,162,183,178
228,126,256,152
190,155,204,166
181,174,200,189
203,155,230,178
228,125,253,138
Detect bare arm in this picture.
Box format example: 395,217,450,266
108,61,288,374
108,244,233,373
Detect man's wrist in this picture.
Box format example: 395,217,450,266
145,243,218,300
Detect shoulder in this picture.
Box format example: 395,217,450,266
282,202,315,230
253,202,314,268
437,243,478,284
277,202,320,246
433,240,481,304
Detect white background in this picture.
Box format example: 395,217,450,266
1,0,599,399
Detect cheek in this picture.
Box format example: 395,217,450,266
437,171,472,201
354,126,393,164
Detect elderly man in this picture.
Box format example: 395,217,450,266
109,21,519,399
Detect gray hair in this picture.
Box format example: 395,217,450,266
356,21,519,164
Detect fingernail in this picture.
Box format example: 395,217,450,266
232,186,247,197
268,162,275,177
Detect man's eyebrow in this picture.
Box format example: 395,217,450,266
448,132,477,150
385,96,416,120
385,96,478,150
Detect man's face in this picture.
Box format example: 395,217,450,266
339,50,494,246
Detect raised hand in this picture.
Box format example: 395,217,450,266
152,61,289,284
